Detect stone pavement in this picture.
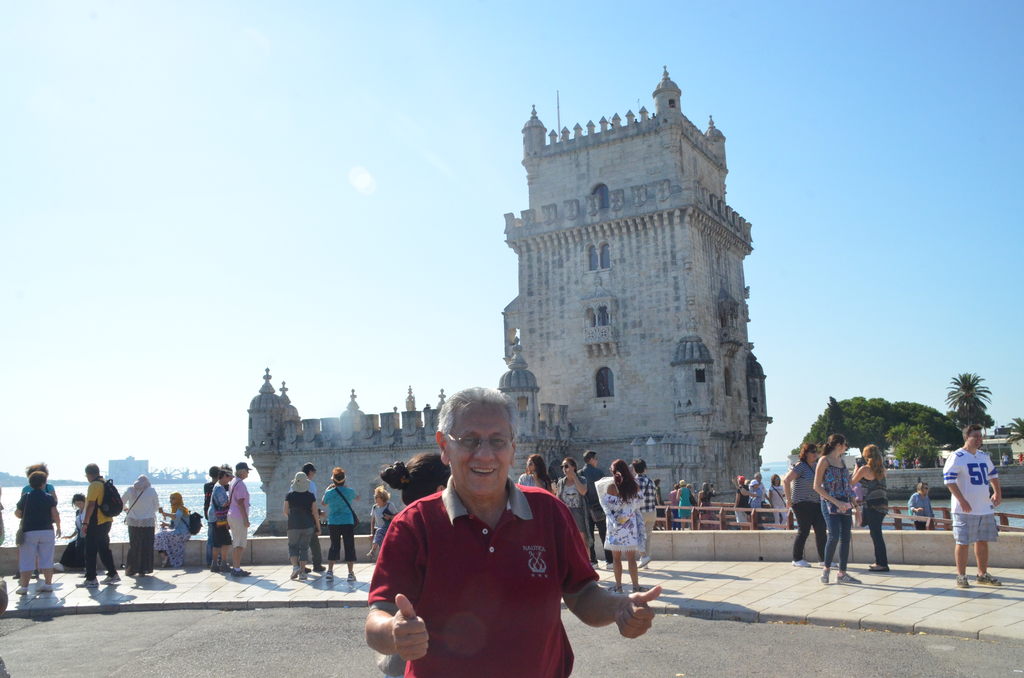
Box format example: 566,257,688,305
5,560,1023,643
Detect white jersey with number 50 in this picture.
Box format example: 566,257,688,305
943,448,998,515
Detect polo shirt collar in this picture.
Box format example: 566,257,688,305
441,479,533,524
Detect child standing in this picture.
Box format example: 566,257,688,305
59,494,87,569
366,487,398,558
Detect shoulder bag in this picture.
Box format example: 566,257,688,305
334,487,360,527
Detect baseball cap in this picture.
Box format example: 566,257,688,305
736,475,746,484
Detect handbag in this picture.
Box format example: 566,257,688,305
334,487,360,527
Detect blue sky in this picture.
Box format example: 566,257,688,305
2,1,1021,478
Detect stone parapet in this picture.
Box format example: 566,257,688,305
5,531,1019,572
647,530,1023,568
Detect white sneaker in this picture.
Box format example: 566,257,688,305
638,556,651,569
52,563,65,573
38,583,53,593
100,575,121,585
15,586,28,595
347,572,356,582
792,560,810,568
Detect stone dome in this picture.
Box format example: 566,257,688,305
249,368,283,411
653,66,681,96
280,381,300,422
498,344,539,392
671,336,713,366
746,353,765,379
523,104,545,129
706,115,725,142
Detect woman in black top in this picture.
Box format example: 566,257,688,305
15,471,60,595
851,444,889,572
284,471,320,581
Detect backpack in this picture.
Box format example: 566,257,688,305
187,511,203,536
99,479,124,517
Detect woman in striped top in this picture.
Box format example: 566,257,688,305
783,442,827,567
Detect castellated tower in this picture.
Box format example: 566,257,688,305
502,67,771,489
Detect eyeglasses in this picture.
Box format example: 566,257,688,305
447,433,511,452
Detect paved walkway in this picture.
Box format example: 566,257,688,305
5,561,1023,642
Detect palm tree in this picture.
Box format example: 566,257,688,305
945,373,993,428
1008,417,1024,445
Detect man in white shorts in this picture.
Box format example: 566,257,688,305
227,461,252,577
943,424,1002,588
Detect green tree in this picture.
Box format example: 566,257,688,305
1007,417,1024,445
801,397,959,451
886,423,939,466
890,400,962,448
945,373,993,429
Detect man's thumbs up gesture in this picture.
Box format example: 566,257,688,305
392,593,429,660
615,585,661,638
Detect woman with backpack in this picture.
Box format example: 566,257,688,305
322,467,358,582
154,492,192,568
121,475,159,576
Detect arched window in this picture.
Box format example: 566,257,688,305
596,367,614,398
695,369,706,383
668,98,676,109
585,308,596,327
517,396,528,412
599,243,610,269
597,306,609,326
724,367,733,396
592,184,610,209
588,245,598,271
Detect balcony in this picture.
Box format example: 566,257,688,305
584,325,618,357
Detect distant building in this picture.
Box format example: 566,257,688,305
108,456,148,484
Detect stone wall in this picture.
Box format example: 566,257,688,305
5,530,1020,571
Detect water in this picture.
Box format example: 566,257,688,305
0,483,267,547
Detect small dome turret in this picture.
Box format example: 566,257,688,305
498,343,539,392
746,352,765,380
522,105,547,156
706,115,725,142
249,368,282,411
653,66,682,118
280,381,300,422
671,336,713,365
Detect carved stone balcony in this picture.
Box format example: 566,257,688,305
584,325,618,357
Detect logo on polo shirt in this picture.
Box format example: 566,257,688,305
523,545,548,577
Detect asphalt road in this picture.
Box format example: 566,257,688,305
1,607,1020,677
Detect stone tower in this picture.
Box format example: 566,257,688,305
502,67,770,488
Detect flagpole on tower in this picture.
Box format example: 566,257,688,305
556,90,561,132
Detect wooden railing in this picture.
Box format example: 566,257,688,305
653,504,1024,532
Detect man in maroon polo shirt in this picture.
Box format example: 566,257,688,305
366,387,661,678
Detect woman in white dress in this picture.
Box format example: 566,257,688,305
595,458,645,593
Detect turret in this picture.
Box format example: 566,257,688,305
339,389,364,438
746,352,768,423
522,105,547,158
670,336,714,422
706,115,727,167
497,343,541,438
653,66,682,120
248,368,283,449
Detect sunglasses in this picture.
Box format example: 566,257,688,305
447,433,511,452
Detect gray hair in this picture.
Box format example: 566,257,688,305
437,387,518,438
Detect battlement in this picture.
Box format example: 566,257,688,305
526,105,724,170
504,181,751,244
247,373,575,457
